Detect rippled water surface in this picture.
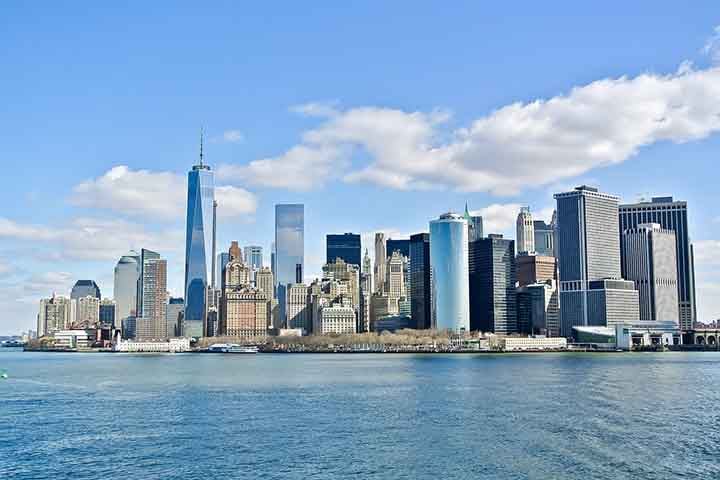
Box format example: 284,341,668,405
2,351,719,479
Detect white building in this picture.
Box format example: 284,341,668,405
490,336,567,351
317,304,356,335
54,329,95,349
113,333,191,353
516,206,535,254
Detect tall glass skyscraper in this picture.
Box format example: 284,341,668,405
70,280,101,300
275,204,304,325
244,246,264,270
184,150,215,338
326,233,361,266
113,251,139,326
409,233,431,330
429,213,469,332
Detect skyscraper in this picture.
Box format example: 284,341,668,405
136,256,167,339
386,250,407,299
386,238,410,258
374,233,386,294
286,283,309,331
516,206,535,254
533,219,554,257
184,135,215,338
409,233,431,330
517,254,556,287
429,213,470,332
166,297,184,338
469,234,517,334
99,299,117,328
113,251,139,331
326,233,361,266
619,197,696,330
554,186,638,336
244,246,264,270
70,280,101,300
216,252,230,290
622,223,679,323
464,203,484,242
136,248,160,318
275,204,304,325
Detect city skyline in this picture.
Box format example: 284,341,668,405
2,3,720,334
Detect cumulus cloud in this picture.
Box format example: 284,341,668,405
219,66,720,195
469,203,523,235
0,217,183,261
693,240,720,267
71,166,257,220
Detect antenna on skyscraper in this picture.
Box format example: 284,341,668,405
199,127,205,167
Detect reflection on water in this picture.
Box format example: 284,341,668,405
1,351,718,479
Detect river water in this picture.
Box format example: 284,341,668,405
1,350,718,479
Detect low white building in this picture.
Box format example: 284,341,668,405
113,334,190,353
490,336,567,352
53,329,95,349
317,304,356,335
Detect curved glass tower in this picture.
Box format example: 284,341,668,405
430,213,470,332
184,158,215,338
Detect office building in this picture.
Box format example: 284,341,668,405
429,213,470,332
136,249,160,318
374,233,386,294
99,299,117,328
516,280,560,336
184,138,215,338
275,204,304,326
517,254,556,287
386,238,410,259
136,257,168,339
533,220,555,257
38,295,72,337
326,233,361,266
554,186,628,336
622,223,679,323
286,283,309,331
359,249,372,332
464,203,484,242
409,233,431,330
256,267,274,298
386,250,407,299
74,296,100,327
219,286,268,338
516,207,535,254
114,251,139,330
70,280,101,300
316,304,356,335
244,246,263,271
216,252,230,290
166,297,184,338
586,279,640,328
469,234,517,334
322,258,360,311
370,293,399,331
619,197,696,330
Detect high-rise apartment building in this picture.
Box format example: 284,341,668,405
429,213,470,332
136,249,160,318
326,233,361,266
469,234,517,334
136,257,168,339
275,204,304,326
516,207,535,254
517,254,556,287
374,233,386,294
409,233,431,330
554,186,637,336
70,280,101,300
622,223,679,323
184,140,215,338
114,251,139,331
38,295,72,337
619,197,696,330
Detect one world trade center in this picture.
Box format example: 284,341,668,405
184,136,215,338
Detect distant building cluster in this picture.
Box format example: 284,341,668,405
34,139,702,349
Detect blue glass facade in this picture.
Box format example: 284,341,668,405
326,233,361,266
275,204,304,325
429,214,470,332
184,165,214,337
386,239,410,258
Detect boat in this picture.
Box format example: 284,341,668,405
207,343,259,354
1,340,25,348
0,370,8,379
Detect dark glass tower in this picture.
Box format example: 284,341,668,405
468,235,517,334
183,139,215,338
326,233,361,266
386,239,410,258
70,280,101,300
409,233,431,330
619,197,696,330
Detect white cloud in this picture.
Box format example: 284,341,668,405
220,66,720,195
71,166,257,220
0,217,183,261
221,130,244,143
693,240,720,267
469,203,522,236
703,25,720,65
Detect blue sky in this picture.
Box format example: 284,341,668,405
1,1,720,334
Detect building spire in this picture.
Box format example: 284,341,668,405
199,127,204,167
464,201,471,221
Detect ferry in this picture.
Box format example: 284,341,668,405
207,343,259,354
